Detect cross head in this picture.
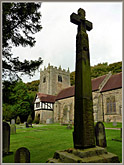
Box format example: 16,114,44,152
70,8,93,32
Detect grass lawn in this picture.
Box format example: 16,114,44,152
3,123,122,163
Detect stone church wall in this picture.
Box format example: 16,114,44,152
53,88,122,124
39,64,70,95
37,65,122,124
54,97,74,124
102,88,122,122
35,110,54,123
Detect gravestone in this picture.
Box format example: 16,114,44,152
113,118,117,126
67,124,72,129
25,122,33,128
3,122,10,155
46,118,53,124
11,119,15,124
14,147,30,163
47,8,120,163
120,128,122,138
106,118,110,123
25,122,29,128
95,121,107,148
10,124,16,134
7,121,10,125
10,119,16,134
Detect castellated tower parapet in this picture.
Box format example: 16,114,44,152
39,63,70,95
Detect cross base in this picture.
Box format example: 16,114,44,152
46,146,120,163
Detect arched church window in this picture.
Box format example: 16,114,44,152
43,76,46,83
58,75,62,82
106,96,116,114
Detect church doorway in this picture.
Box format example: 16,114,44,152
38,114,40,122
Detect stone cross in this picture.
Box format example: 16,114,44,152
70,8,95,149
70,8,92,33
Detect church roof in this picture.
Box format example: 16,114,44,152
37,93,56,103
36,72,122,102
91,75,107,91
56,86,75,101
56,73,122,100
101,72,122,92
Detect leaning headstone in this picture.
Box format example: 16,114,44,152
14,147,30,163
95,121,107,148
3,121,10,155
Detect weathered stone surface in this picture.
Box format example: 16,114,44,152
39,64,70,96
11,119,15,124
46,118,53,124
3,122,10,155
95,121,107,147
71,8,95,149
14,147,30,163
113,118,117,126
120,128,122,138
10,124,16,134
47,147,120,163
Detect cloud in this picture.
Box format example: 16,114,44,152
11,2,122,83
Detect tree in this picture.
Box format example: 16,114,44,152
27,114,32,124
16,116,21,124
91,62,108,79
33,115,39,124
70,71,75,86
108,62,122,74
2,81,33,122
26,80,40,92
2,2,43,81
70,61,122,85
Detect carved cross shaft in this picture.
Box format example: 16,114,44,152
70,8,93,32
70,8,95,149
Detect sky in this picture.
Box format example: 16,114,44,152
12,2,122,83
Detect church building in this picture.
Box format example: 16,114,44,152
34,64,122,124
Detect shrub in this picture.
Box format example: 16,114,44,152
27,114,32,124
33,115,39,124
16,116,21,124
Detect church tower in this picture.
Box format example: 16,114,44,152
39,63,70,95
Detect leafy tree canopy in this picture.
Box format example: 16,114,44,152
2,2,43,81
3,80,35,122
26,80,40,92
70,61,122,85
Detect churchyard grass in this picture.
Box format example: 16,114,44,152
103,122,122,128
3,123,122,163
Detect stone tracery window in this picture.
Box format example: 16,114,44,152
106,96,116,114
